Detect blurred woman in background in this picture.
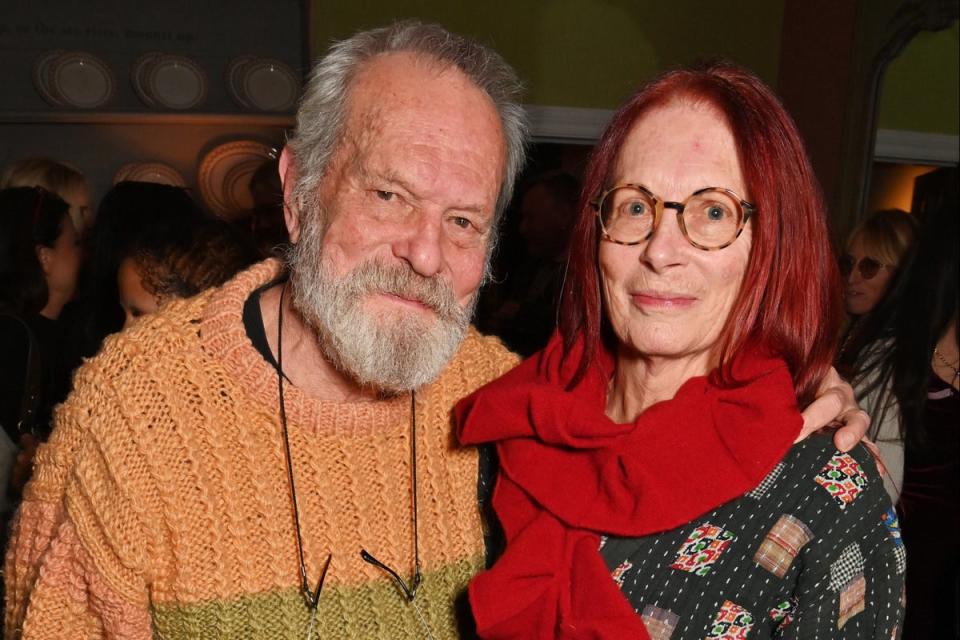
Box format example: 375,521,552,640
839,209,916,322
63,181,207,363
837,208,918,500
0,187,82,510
0,187,82,436
117,220,259,327
1,159,94,241
838,209,917,373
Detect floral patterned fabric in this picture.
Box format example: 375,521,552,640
599,437,904,638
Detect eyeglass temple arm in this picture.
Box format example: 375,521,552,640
303,553,332,608
360,550,422,601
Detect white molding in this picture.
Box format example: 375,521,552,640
524,105,613,143
523,112,960,166
874,128,959,165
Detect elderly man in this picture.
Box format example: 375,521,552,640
5,21,865,640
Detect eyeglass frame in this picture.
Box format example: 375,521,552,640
590,183,756,251
838,254,893,280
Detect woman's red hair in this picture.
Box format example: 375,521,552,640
560,61,842,407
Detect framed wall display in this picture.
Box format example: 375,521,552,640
0,0,308,115
0,1,307,212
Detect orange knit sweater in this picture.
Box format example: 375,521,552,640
4,260,519,639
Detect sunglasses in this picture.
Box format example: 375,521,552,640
839,254,892,280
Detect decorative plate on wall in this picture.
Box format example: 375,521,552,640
33,50,66,107
51,52,115,108
242,58,300,112
198,140,277,218
113,162,187,187
144,54,207,110
130,51,163,108
225,55,300,112
33,50,115,109
225,55,257,109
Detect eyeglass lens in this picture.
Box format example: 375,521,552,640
839,255,883,280
600,186,744,248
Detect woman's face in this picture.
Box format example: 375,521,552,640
599,102,752,370
842,233,895,316
40,216,82,301
117,257,161,327
61,182,93,238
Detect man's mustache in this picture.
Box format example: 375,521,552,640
344,261,465,323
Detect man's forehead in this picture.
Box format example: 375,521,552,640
345,52,498,131
335,52,506,194
352,51,462,92
339,56,446,155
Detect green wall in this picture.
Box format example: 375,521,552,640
877,21,959,135
310,1,786,109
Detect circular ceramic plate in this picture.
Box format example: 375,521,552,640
225,55,256,109
145,54,207,110
242,58,300,112
50,51,115,108
113,162,187,187
33,49,66,106
220,156,269,211
131,51,163,108
198,140,277,218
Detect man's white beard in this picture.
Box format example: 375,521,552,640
287,215,473,394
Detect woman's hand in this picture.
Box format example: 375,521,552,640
796,367,870,451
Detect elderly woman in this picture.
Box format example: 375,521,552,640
458,63,903,639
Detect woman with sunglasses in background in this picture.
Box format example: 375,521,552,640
839,209,917,321
837,209,918,502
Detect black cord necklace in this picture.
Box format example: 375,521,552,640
276,284,331,638
274,283,426,638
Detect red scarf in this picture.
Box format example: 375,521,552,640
456,334,802,639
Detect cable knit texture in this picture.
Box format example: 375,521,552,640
4,259,519,639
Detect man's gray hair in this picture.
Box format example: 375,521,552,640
288,20,529,231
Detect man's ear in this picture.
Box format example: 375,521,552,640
279,146,301,244
35,245,52,275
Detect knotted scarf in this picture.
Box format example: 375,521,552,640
456,334,802,639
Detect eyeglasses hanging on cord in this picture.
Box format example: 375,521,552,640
275,282,434,640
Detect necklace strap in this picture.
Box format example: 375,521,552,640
275,281,424,627
277,283,331,611
359,389,422,600
934,347,960,379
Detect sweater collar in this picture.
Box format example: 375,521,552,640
200,259,408,435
